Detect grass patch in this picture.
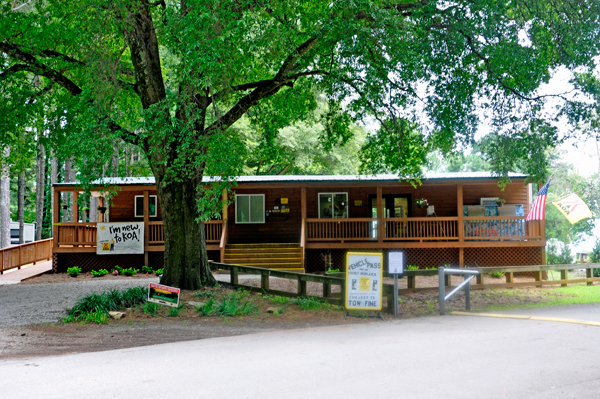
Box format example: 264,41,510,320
195,292,257,317
480,286,600,312
264,295,292,305
292,296,340,311
65,286,149,324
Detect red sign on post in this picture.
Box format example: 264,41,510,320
148,283,181,307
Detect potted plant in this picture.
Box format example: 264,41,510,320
97,206,107,213
496,198,506,207
415,198,428,209
82,206,90,215
61,202,68,209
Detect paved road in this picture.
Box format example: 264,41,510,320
2,304,600,399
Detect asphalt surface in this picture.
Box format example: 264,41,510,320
0,279,158,327
2,303,600,398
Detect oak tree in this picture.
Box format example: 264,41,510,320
1,0,599,288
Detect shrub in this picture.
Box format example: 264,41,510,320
121,267,139,276
490,272,505,279
155,268,164,275
67,266,82,277
141,266,154,273
90,269,109,277
406,265,419,271
196,293,257,317
65,286,148,324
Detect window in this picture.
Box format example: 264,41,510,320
134,195,157,217
235,194,265,223
318,192,348,218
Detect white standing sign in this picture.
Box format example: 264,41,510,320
345,252,383,311
97,222,144,255
388,251,404,274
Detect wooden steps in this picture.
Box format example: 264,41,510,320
223,243,304,273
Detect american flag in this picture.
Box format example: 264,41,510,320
526,180,551,221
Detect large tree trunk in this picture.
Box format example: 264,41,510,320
0,147,10,248
36,143,45,241
18,171,25,244
156,175,216,289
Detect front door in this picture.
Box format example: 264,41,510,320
368,194,412,238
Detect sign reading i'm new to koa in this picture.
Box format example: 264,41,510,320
97,222,144,255
345,252,383,311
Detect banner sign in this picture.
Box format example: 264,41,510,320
345,252,383,311
552,193,594,225
148,283,180,307
97,222,144,255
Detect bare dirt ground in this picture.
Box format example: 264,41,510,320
0,271,581,360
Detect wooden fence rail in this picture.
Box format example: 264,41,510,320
0,238,53,274
213,262,346,306
392,263,600,293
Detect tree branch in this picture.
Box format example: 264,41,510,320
0,42,83,95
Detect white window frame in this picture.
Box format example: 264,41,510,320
318,192,349,219
134,195,157,218
235,194,265,224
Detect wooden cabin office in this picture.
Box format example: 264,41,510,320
52,173,546,273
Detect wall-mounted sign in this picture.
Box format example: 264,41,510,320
280,198,288,204
388,251,404,274
148,283,180,307
97,222,144,255
345,252,383,311
354,200,362,206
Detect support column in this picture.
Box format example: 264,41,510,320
72,191,79,247
53,187,60,247
377,186,383,243
143,190,149,267
457,184,464,267
301,186,306,270
221,190,228,263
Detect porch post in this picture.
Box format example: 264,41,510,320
221,189,228,263
539,183,547,265
377,186,383,243
144,190,149,267
53,187,60,245
301,186,306,269
457,184,464,267
72,191,79,247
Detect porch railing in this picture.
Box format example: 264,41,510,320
57,223,97,246
1,238,53,274
306,216,542,242
463,216,540,240
306,218,377,241
56,220,224,247
384,217,459,241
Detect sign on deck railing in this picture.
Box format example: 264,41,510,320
97,222,144,255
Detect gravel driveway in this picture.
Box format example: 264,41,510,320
0,279,159,328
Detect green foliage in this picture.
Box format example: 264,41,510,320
168,303,185,317
325,269,340,274
490,272,505,279
406,265,420,271
66,286,148,324
121,267,138,276
195,292,257,317
155,268,164,276
265,295,292,305
143,302,159,316
141,266,154,273
291,297,337,311
66,267,82,277
90,269,108,277
546,241,575,265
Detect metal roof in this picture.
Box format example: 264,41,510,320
54,172,527,187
